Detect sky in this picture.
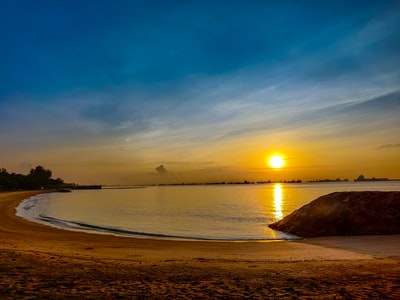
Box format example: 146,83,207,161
1,0,399,185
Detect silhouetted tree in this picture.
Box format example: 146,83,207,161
0,166,64,190
26,166,52,189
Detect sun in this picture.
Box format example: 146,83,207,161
269,155,285,169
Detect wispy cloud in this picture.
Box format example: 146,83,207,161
377,143,400,150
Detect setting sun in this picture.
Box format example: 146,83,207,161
269,155,285,169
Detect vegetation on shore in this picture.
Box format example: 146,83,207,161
0,166,64,191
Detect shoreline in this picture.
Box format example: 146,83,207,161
17,192,300,242
1,191,400,298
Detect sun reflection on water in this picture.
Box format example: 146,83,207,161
273,183,283,220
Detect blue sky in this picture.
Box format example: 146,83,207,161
1,1,399,184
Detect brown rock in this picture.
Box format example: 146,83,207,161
269,191,400,237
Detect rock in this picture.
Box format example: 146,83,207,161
268,191,400,238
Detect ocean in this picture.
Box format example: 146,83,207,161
16,182,400,241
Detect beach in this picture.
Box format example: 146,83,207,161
1,191,400,299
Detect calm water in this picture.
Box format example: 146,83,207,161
17,182,400,241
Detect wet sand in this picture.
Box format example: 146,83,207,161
1,191,400,299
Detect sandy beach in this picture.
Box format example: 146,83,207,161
1,191,400,299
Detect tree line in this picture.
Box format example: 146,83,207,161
0,166,64,191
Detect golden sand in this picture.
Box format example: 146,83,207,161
1,191,399,299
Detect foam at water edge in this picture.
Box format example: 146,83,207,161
15,194,45,220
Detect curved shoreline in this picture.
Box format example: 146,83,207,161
2,191,400,298
16,188,298,241
2,191,400,260
18,194,295,242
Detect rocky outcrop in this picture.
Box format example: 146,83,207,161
269,191,400,238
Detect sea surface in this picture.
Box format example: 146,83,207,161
16,182,400,241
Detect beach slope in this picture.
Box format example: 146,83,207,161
1,191,400,299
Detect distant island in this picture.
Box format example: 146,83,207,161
156,179,302,186
354,174,400,182
307,178,349,183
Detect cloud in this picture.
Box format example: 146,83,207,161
155,165,167,174
376,143,400,150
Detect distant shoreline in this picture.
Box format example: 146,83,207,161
3,178,399,191
118,179,400,187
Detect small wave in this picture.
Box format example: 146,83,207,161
15,195,44,218
36,214,296,241
21,200,37,211
20,198,38,210
37,214,214,240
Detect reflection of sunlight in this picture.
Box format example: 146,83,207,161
273,184,283,220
